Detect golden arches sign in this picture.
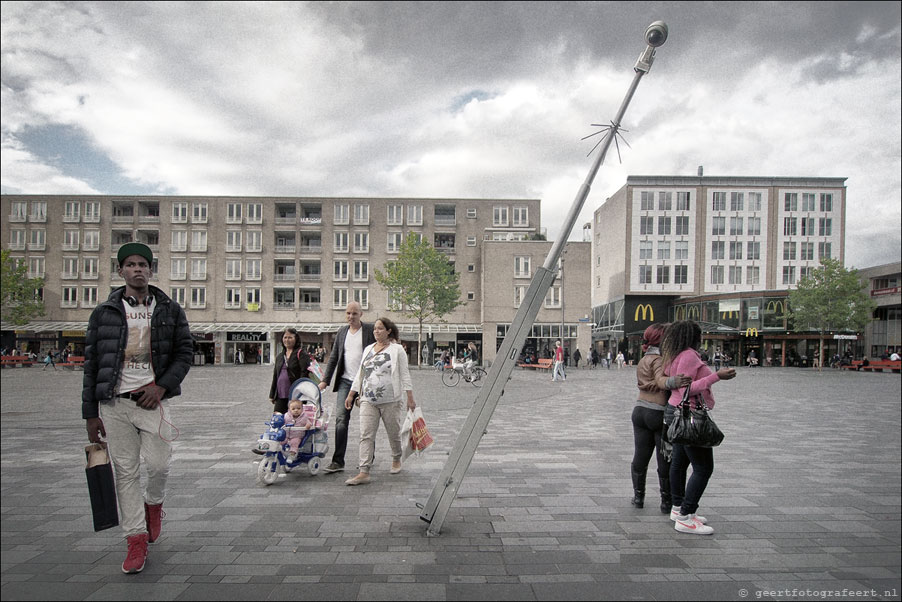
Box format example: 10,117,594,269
674,306,686,320
766,300,784,313
720,311,738,319
635,304,654,322
745,328,759,337
688,306,700,319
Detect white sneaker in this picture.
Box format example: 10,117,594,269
673,514,714,535
671,506,707,524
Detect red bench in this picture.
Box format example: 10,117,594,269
59,356,86,369
841,360,901,373
1,355,34,368
518,358,554,371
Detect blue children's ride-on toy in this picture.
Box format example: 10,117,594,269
255,378,329,485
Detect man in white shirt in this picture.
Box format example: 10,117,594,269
318,302,375,473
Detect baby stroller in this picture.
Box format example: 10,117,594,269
255,378,330,485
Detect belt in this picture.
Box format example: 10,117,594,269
118,392,143,401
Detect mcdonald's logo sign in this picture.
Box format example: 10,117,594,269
720,311,738,319
766,300,784,313
675,306,686,320
745,328,759,337
688,306,700,319
635,304,654,322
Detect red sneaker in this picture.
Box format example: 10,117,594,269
122,533,148,574
144,503,165,543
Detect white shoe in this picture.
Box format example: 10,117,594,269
671,506,707,524
673,514,713,535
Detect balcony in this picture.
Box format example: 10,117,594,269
275,216,297,225
299,245,322,254
274,245,296,254
274,301,296,310
273,273,297,282
299,273,322,281
298,303,321,311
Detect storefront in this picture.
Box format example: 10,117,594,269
226,331,268,365
192,332,215,365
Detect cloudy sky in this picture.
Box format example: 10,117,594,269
2,1,900,268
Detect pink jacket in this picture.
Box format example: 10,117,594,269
664,349,721,409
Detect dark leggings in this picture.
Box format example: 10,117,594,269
273,398,289,414
630,405,669,491
669,442,714,515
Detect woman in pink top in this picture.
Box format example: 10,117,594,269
661,321,736,536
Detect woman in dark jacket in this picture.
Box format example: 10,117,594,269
269,328,311,414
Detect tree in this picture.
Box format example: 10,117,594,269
374,236,463,366
787,257,875,370
1,250,46,325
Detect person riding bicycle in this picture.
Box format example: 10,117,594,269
462,342,478,381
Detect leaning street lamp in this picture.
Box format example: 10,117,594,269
419,21,670,536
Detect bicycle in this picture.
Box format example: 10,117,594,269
441,362,487,387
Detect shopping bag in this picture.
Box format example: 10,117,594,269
308,359,324,382
84,443,119,532
409,407,434,453
400,410,415,461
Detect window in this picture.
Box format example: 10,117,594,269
783,242,796,260
712,192,727,211
676,191,691,211
513,206,529,226
27,257,44,278
729,241,743,260
407,205,423,225
802,193,816,212
639,241,653,259
640,216,654,235
711,241,725,260
820,193,833,212
9,229,25,250
27,229,45,251
333,288,348,309
10,201,27,221
387,205,403,225
64,201,80,222
226,230,241,252
353,232,369,253
493,206,509,226
192,203,208,223
81,286,98,307
168,230,185,252
513,285,527,307
387,232,402,253
656,265,670,284
712,217,726,236
674,265,688,284
334,204,349,225
467,208,477,219
515,256,531,278
675,241,688,260
467,236,477,246
801,217,815,236
171,258,187,280
353,204,369,225
246,231,262,252
544,286,561,308
62,286,78,307
63,257,79,279
746,266,760,285
819,218,832,236
333,260,348,281
63,230,79,251
245,287,260,306
782,266,796,285
639,265,652,284
783,217,797,236
675,216,690,235
728,266,742,285
30,201,47,221
729,217,743,235
172,203,188,223
83,230,100,251
784,193,798,212
246,203,263,223
657,216,671,235
748,192,762,212
658,242,671,260
747,241,761,260
225,287,242,308
190,230,207,252
730,192,744,211
331,231,347,253
353,288,369,309
227,203,243,223
747,217,761,236
818,242,832,259
246,259,261,280
640,191,654,211
658,192,672,211
82,257,99,279
800,266,813,280
353,260,368,281
800,242,814,261
226,259,241,280
190,286,206,308
711,265,724,284
190,258,207,280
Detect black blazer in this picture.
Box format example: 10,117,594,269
269,348,311,399
321,323,376,392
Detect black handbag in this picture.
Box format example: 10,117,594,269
667,386,724,448
85,443,119,531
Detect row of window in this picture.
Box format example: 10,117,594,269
637,191,835,214
711,192,764,212
637,259,831,287
783,193,833,213
782,217,832,236
638,265,694,285
639,191,693,212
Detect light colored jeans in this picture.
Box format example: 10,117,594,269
100,398,173,537
357,400,403,473
552,360,566,381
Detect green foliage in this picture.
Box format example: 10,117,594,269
787,257,875,335
1,249,46,325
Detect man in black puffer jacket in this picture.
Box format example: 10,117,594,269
83,242,193,574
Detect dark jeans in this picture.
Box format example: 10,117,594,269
664,404,714,515
630,405,670,493
330,378,354,467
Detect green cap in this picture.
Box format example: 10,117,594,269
117,242,153,267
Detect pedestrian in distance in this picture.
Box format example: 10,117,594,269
318,302,376,474
82,242,193,573
551,340,566,382
661,320,736,536
268,328,311,415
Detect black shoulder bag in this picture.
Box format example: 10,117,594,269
667,386,724,448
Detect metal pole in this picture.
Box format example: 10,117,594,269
419,22,669,536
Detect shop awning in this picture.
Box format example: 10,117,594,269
3,321,483,335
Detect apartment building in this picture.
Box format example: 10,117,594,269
588,175,848,364
2,194,589,366
858,261,901,359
